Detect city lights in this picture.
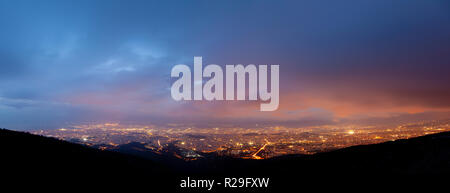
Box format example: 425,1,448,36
33,119,450,160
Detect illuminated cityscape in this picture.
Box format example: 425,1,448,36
32,119,450,160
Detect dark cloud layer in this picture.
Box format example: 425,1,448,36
0,0,450,130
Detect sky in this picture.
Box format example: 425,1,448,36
1,0,450,130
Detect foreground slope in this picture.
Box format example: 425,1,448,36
0,128,175,191
1,128,450,192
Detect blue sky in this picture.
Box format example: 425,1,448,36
1,0,450,130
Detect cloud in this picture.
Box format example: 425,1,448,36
0,0,449,129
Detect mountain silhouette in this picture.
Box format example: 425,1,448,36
1,128,449,192
0,128,175,192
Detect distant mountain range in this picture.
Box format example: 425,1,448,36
1,128,449,192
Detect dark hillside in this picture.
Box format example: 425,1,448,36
2,128,450,192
